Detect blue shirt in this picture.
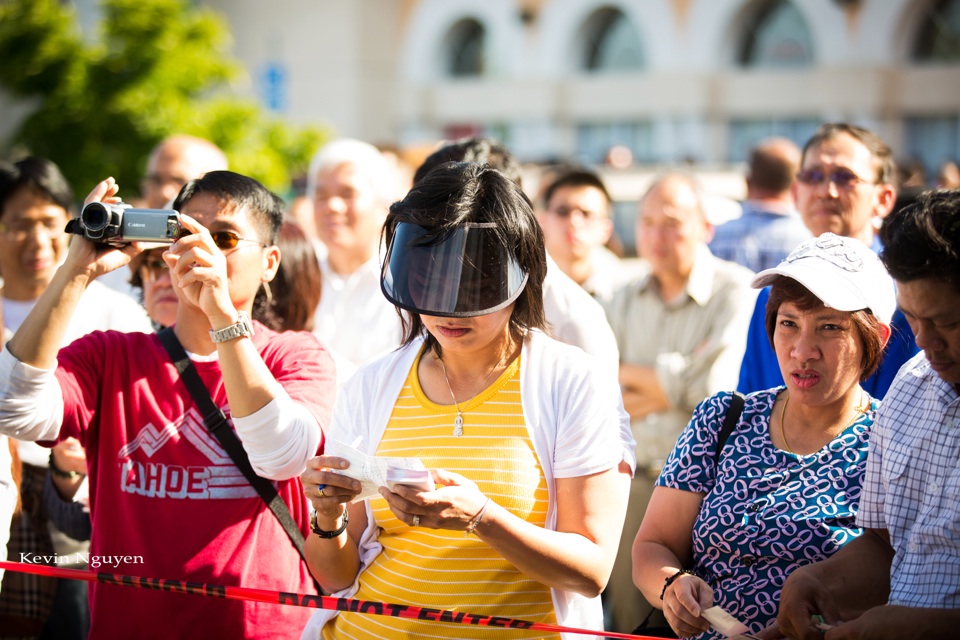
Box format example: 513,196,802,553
709,202,812,274
659,390,875,638
736,287,919,399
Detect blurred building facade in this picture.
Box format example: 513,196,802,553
202,0,960,174
6,1,955,175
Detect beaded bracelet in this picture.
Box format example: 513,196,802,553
465,498,490,536
660,569,699,600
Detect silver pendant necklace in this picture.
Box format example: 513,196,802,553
437,353,507,437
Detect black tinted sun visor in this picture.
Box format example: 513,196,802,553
381,222,528,317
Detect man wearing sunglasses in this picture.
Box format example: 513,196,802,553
737,123,918,399
0,171,336,639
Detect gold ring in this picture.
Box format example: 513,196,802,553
318,485,326,498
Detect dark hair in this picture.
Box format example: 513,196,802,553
0,156,73,218
765,277,886,381
880,188,960,294
253,220,322,332
749,143,797,193
384,162,547,354
802,123,895,186
413,137,522,187
172,170,284,245
542,169,612,209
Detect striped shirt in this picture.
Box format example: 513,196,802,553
858,352,960,607
325,351,560,639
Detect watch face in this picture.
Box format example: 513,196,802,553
210,311,254,343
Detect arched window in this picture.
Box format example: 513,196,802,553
739,0,813,67
444,18,486,77
580,7,644,72
914,0,960,62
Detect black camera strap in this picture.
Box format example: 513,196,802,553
714,391,746,467
157,328,313,574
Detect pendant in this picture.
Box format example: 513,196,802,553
453,413,464,437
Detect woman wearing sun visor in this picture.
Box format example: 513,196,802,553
298,161,634,639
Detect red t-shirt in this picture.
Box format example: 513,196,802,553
54,324,335,639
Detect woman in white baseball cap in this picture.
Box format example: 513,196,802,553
633,233,894,639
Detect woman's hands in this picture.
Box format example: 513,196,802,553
301,456,362,527
378,469,488,532
662,573,714,638
301,456,365,592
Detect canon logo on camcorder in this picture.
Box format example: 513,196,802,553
128,223,147,227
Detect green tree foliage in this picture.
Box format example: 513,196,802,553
0,0,328,200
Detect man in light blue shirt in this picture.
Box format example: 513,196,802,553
710,137,811,273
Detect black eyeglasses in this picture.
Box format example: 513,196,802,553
796,168,875,189
0,218,66,241
548,206,606,221
210,230,269,251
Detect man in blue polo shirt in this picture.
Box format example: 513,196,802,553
737,123,918,398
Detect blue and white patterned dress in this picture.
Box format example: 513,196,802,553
657,389,876,639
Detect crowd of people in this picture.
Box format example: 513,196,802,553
0,120,956,640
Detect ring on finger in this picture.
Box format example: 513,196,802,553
318,484,326,498
412,515,420,527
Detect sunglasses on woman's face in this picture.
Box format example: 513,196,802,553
209,230,269,251
139,256,169,283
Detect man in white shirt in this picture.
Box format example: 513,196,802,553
537,168,631,305
0,299,13,595
0,157,151,636
308,139,404,367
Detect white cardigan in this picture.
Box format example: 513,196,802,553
301,330,634,640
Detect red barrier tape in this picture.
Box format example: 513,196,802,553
0,560,662,639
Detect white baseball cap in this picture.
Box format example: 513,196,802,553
751,233,896,325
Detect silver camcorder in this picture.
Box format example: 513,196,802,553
68,202,182,244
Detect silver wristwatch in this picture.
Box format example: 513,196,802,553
209,310,255,343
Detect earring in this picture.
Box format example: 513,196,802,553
261,281,273,305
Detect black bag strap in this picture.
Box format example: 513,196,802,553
157,328,309,564
714,391,745,468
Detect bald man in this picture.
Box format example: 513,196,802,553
141,135,229,209
710,137,811,273
603,174,757,633
99,135,229,297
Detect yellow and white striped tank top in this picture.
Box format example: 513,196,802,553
325,349,559,639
